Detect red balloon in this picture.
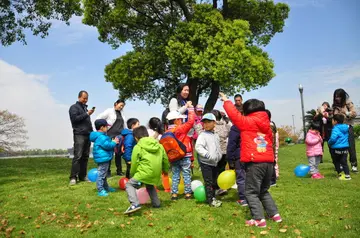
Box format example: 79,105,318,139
119,177,129,190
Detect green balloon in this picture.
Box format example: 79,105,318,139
194,185,206,202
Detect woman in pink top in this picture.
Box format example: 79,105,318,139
305,121,324,179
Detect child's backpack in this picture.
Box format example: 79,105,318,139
160,130,187,163
114,135,125,156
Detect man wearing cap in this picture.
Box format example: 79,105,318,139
68,90,94,186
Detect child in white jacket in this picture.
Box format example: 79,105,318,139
195,113,223,207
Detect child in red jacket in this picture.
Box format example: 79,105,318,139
166,101,195,200
220,93,282,228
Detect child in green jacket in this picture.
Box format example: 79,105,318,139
124,126,170,214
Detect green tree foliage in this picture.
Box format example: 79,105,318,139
85,0,290,111
0,0,82,46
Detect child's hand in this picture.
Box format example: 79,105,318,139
113,137,120,144
186,101,193,108
219,92,228,101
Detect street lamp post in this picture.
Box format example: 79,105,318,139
298,84,306,140
292,115,296,136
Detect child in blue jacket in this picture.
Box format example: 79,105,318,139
328,114,351,180
121,118,140,178
90,119,119,196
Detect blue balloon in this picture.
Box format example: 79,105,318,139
294,164,310,177
88,168,98,182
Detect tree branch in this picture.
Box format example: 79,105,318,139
173,0,192,21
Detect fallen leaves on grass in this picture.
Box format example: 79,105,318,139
345,225,352,230
108,208,114,212
250,230,255,234
260,230,269,235
86,204,92,209
5,227,15,237
36,225,40,229
127,222,131,225
208,217,214,221
120,224,125,228
148,223,154,227
279,228,287,233
294,229,301,235
19,230,26,234
166,226,172,231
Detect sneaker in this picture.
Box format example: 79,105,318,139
69,178,77,186
311,173,323,179
107,187,116,192
98,190,109,197
271,214,282,223
185,193,192,200
79,177,91,182
270,182,277,187
236,200,248,207
171,194,178,201
124,204,141,214
339,175,351,181
215,189,228,196
245,219,266,228
344,175,352,180
210,198,222,207
351,166,358,173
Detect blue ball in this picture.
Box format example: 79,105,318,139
294,164,310,177
88,168,98,182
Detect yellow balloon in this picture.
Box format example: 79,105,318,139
217,170,236,190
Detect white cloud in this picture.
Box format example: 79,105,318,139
0,59,73,149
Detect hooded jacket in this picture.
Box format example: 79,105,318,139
121,128,136,162
69,102,93,136
130,137,170,185
195,130,222,166
223,100,274,163
305,130,323,156
328,124,350,149
89,131,116,163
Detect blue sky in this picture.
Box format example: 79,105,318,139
0,0,359,149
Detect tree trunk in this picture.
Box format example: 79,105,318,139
204,81,220,113
223,0,229,18
213,0,217,9
173,0,192,21
186,77,199,106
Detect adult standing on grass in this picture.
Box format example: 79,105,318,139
96,99,127,176
68,90,94,186
332,88,358,173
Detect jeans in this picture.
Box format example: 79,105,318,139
126,178,160,207
348,126,358,167
70,134,90,180
97,162,110,192
245,163,279,220
308,156,322,174
200,162,218,204
235,160,246,200
171,157,192,194
333,149,350,175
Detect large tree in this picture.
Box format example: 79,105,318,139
85,0,289,111
0,110,28,152
0,0,82,46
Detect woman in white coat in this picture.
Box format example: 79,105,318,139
96,99,126,176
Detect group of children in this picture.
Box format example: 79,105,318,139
89,92,283,228
306,113,352,180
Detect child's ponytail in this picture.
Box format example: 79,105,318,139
149,117,164,135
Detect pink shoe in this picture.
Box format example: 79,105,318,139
311,173,322,179
271,214,282,223
245,219,266,228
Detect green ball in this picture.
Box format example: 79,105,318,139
194,185,206,202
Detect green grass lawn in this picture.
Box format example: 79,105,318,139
1,143,360,238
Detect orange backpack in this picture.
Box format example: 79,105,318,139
160,129,187,163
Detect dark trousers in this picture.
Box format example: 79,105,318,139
214,155,227,190
271,162,277,184
348,126,358,167
332,149,350,175
234,160,246,200
125,162,131,179
200,162,218,204
245,163,278,220
108,152,123,175
70,135,90,180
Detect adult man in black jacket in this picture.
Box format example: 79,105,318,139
69,91,94,185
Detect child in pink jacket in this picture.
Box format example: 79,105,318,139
305,121,324,179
